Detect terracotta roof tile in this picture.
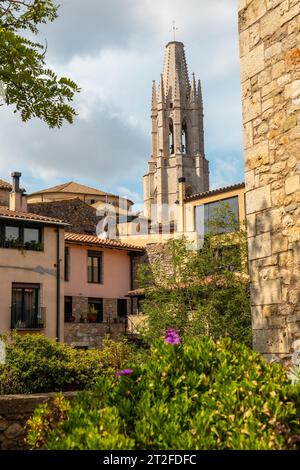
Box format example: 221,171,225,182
30,181,117,198
65,232,144,252
0,206,67,225
0,179,12,190
185,182,245,202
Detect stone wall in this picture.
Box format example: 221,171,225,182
0,392,77,450
64,322,126,348
239,0,300,360
132,243,173,290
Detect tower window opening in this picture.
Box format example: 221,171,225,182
169,119,174,155
182,120,188,154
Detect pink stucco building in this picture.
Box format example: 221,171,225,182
63,232,144,347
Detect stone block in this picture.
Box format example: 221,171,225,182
252,306,268,330
260,6,282,38
253,328,290,354
272,232,289,253
251,278,281,304
265,42,282,60
245,141,269,171
240,44,265,83
246,185,271,214
285,175,300,194
242,90,262,122
248,232,272,260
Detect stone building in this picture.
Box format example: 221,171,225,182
0,178,11,206
239,0,300,360
143,41,209,228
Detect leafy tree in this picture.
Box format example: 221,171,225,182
137,203,252,346
0,0,80,127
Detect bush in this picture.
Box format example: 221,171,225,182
27,337,300,450
0,333,139,394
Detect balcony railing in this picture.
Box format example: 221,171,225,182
11,306,46,330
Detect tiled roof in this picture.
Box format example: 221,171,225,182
0,206,67,225
29,181,117,198
65,232,144,252
0,179,12,190
185,182,245,202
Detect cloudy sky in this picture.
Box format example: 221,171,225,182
0,0,244,209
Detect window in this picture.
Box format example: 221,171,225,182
88,251,102,284
0,224,42,250
65,247,70,281
195,196,239,236
64,296,73,322
88,298,103,323
169,119,174,155
117,299,127,318
5,226,19,242
11,283,43,329
182,119,188,154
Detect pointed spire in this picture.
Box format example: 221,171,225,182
190,73,197,104
198,79,203,108
151,80,157,112
158,74,165,104
162,42,189,103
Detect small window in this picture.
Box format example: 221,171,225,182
117,299,127,318
24,228,40,244
64,296,73,322
88,251,102,284
5,226,19,241
88,298,103,323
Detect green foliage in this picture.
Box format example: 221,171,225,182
26,337,300,450
0,0,80,126
138,204,251,346
0,333,138,394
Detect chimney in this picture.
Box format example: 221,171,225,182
9,172,27,212
177,177,186,233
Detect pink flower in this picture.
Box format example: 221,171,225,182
165,328,181,345
116,369,133,377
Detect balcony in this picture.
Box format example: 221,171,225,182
2,240,43,252
11,306,46,330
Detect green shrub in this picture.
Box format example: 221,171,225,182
27,337,300,450
0,333,139,394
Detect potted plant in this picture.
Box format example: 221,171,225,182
87,306,97,323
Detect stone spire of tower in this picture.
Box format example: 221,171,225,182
198,79,203,110
151,80,157,112
190,73,197,104
162,41,190,103
157,74,165,105
143,41,210,226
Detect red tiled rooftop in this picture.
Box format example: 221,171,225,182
0,206,67,225
65,232,144,252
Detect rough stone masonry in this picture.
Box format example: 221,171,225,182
239,0,300,360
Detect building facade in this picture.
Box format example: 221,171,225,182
63,232,144,348
0,173,66,341
143,41,209,228
239,0,300,360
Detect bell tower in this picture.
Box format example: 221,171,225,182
143,41,209,227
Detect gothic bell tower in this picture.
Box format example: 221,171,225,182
143,41,209,226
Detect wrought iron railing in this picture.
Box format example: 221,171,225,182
11,306,46,330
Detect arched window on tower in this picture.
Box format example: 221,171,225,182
182,119,188,154
169,119,174,155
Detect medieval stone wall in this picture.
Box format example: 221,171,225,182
239,0,300,360
0,392,77,450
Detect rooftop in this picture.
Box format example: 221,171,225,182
185,182,245,202
0,206,67,226
29,181,121,199
65,232,144,252
0,179,12,191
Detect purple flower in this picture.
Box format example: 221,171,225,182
116,369,133,377
165,328,181,345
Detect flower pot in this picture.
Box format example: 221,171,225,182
87,313,97,323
